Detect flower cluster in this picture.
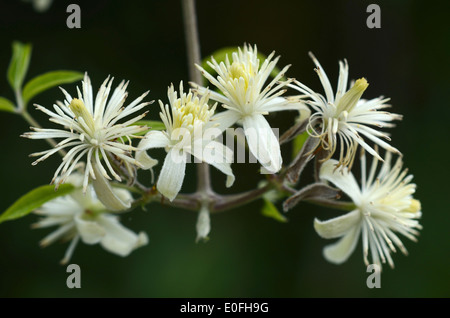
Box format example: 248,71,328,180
21,44,421,269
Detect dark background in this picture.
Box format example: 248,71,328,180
0,0,448,297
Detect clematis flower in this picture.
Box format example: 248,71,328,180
193,44,308,173
314,150,422,269
22,73,151,198
290,53,402,169
32,174,148,265
137,82,234,201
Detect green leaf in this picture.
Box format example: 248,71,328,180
133,120,166,135
261,198,287,223
23,70,84,105
292,131,309,160
201,46,283,79
7,41,32,91
0,97,16,113
0,184,75,224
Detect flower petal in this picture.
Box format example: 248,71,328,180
314,209,361,239
196,205,211,242
319,159,361,203
323,226,361,264
199,140,235,187
96,215,148,257
135,150,158,170
75,215,105,245
91,162,131,211
211,109,241,133
242,114,282,173
138,130,170,150
260,97,308,113
157,149,187,201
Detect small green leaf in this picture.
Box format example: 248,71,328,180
201,46,283,79
23,70,84,105
0,97,16,113
7,41,32,91
261,198,287,223
0,184,75,224
133,120,166,135
292,131,309,160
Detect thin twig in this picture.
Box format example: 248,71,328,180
181,0,212,195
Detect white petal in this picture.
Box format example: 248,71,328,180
260,97,308,113
138,130,170,150
314,209,361,239
135,150,158,170
319,159,361,203
113,188,133,205
242,114,282,173
211,110,241,133
75,215,105,245
196,205,211,242
96,215,148,257
323,226,361,264
157,149,187,201
91,162,131,211
200,141,235,187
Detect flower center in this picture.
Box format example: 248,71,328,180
172,98,212,136
229,61,251,88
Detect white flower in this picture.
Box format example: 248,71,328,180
290,53,402,169
22,73,151,193
193,44,308,173
137,82,235,201
315,150,422,269
32,174,148,264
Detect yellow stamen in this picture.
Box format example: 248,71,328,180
336,78,369,113
229,62,250,87
404,199,421,213
69,98,95,131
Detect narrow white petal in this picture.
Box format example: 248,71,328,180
157,149,187,201
74,215,105,245
138,130,170,150
323,226,361,264
242,114,282,173
97,215,148,257
135,150,158,170
196,205,211,242
314,210,361,239
260,97,308,113
211,109,241,132
320,159,362,203
200,141,235,187
91,162,131,211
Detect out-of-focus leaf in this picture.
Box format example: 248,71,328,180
7,41,32,91
0,97,16,113
261,198,287,223
0,184,74,224
292,130,309,160
23,70,84,105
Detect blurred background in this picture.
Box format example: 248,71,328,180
0,0,448,297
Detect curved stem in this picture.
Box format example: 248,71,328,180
211,183,273,213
